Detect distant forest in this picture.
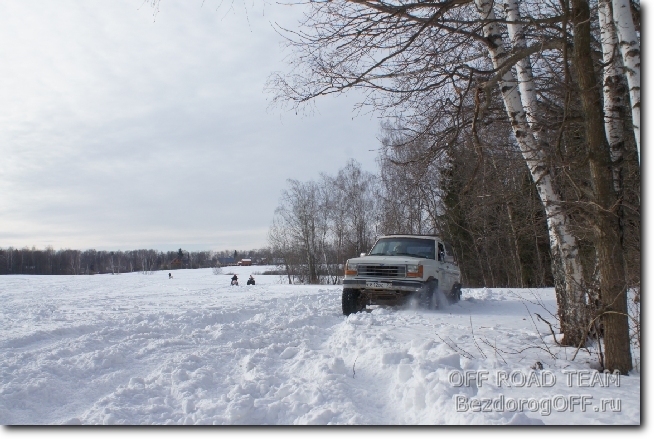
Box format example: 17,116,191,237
0,247,273,275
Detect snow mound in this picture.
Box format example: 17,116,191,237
0,273,639,425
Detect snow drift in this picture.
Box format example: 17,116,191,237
0,267,640,425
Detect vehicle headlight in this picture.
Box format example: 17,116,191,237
407,264,423,277
345,262,358,275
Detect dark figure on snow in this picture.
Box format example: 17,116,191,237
231,275,238,286
247,275,255,286
168,273,173,279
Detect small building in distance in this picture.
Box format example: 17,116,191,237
237,258,252,266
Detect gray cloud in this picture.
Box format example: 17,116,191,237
0,1,381,251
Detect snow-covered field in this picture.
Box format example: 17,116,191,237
0,267,640,425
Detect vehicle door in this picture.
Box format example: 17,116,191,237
439,241,459,291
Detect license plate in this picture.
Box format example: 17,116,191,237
366,281,392,289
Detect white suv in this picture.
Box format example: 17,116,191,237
342,234,462,315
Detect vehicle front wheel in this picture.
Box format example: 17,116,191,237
448,283,462,304
342,289,361,316
424,279,440,310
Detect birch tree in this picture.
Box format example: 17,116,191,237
503,0,538,132
268,215,297,284
274,180,324,284
473,0,587,345
611,0,640,163
599,0,626,197
331,160,379,256
269,162,379,284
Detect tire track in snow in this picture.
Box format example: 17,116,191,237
70,288,348,424
0,273,640,425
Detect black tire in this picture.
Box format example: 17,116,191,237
415,282,429,309
425,279,439,310
448,283,462,304
342,289,360,316
417,291,429,309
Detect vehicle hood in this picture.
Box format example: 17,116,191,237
348,256,424,265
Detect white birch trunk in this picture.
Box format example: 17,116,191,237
503,0,539,133
474,0,586,341
612,0,640,163
599,0,625,194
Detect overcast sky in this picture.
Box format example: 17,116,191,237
0,0,382,252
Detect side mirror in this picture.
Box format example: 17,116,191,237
444,255,454,263
360,253,367,257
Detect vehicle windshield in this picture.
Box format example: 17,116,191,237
369,238,435,259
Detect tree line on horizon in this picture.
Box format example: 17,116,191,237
0,247,274,276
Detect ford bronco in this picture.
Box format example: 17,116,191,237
342,234,462,315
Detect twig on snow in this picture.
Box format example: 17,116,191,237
479,337,507,365
469,314,487,359
437,335,475,360
535,313,561,346
522,302,557,359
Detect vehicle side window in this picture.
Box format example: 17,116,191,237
444,242,458,265
438,242,445,262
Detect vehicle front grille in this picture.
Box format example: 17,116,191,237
357,264,406,278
